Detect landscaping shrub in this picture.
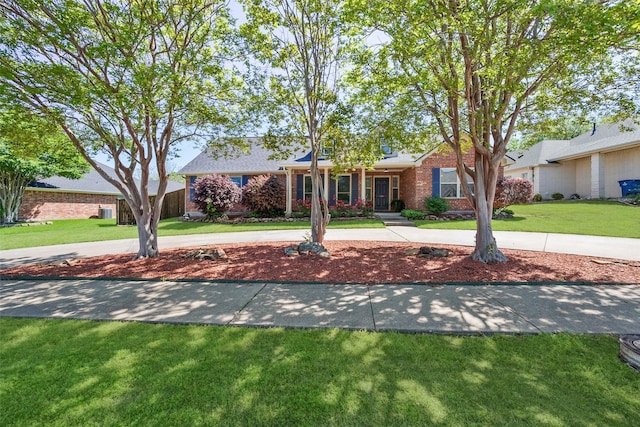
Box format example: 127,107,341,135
354,199,374,216
494,177,534,210
552,192,564,200
424,196,449,215
533,193,542,202
401,209,427,220
241,174,285,217
192,174,241,218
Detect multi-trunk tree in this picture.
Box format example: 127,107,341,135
0,107,88,224
348,0,634,262
0,0,246,257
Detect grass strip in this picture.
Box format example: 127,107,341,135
1,318,639,426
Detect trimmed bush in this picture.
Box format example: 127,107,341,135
192,174,241,218
424,196,450,215
242,174,285,217
533,193,543,202
552,192,564,200
495,177,534,209
401,209,427,220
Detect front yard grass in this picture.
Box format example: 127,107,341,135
415,200,640,238
0,217,383,250
1,318,638,426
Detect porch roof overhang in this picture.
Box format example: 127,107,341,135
277,156,424,171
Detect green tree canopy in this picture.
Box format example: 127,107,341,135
0,0,247,257
346,0,637,262
0,107,88,224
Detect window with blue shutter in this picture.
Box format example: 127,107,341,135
432,168,440,197
296,174,303,201
351,173,359,204
189,176,197,201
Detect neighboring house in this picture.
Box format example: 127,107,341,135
21,162,184,221
179,138,479,215
504,120,640,199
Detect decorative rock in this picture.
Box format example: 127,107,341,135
290,241,331,258
183,248,227,260
284,247,299,257
405,248,420,256
418,246,452,258
298,241,326,255
620,335,640,371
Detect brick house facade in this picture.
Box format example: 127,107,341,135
19,189,116,221
181,142,490,215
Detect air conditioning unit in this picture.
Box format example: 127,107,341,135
98,208,113,219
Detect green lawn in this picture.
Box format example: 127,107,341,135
1,318,638,426
415,200,640,238
0,217,383,250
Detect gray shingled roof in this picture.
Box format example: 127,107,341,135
29,162,183,195
179,140,286,175
180,137,430,174
505,139,569,170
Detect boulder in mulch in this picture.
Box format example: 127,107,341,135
284,242,331,258
183,248,228,261
418,246,452,258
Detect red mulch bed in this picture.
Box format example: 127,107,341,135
2,241,639,284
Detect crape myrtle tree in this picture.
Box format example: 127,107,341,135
0,106,88,224
0,0,247,258
347,0,633,263
239,0,359,244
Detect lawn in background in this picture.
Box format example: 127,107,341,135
1,318,638,426
0,217,383,250
415,200,640,238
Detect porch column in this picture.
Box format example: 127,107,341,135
323,167,329,200
361,167,366,201
591,153,605,198
285,168,292,216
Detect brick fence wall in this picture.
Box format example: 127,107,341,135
19,189,117,221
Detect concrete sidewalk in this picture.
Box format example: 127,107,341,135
1,278,639,334
1,228,640,269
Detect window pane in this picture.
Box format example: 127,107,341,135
440,168,457,184
230,176,242,188
337,175,350,193
392,176,399,188
304,176,312,193
441,184,458,198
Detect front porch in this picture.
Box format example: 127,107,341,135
281,166,409,216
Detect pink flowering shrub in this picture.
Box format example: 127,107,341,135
494,177,534,210
192,174,241,218
242,174,285,217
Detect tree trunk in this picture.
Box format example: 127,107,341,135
309,150,330,243
134,209,159,259
470,155,508,263
0,173,29,224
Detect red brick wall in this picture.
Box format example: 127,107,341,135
402,147,477,210
19,189,117,220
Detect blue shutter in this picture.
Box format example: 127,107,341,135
329,176,336,205
242,175,250,186
432,168,440,197
189,176,197,201
296,174,303,201
351,173,359,204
